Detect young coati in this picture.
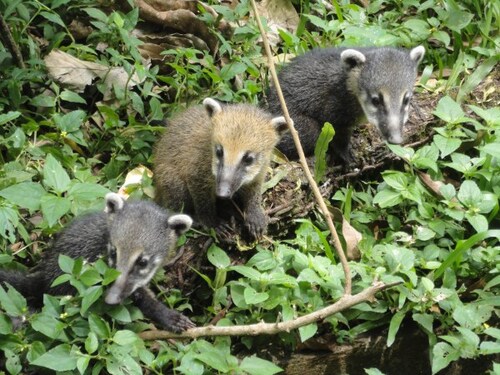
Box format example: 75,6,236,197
0,193,194,333
265,45,425,165
153,98,288,241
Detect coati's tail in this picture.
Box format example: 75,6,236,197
0,269,44,307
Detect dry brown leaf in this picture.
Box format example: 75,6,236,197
328,206,362,260
256,0,299,46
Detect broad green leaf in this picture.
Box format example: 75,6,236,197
31,313,66,340
30,344,77,371
207,244,231,269
58,254,75,274
240,356,283,375
243,286,269,304
40,194,71,227
247,250,277,271
80,269,102,286
432,342,460,374
432,96,466,124
81,285,103,314
457,56,499,103
113,330,138,346
229,265,261,280
373,189,402,208
85,332,99,354
364,369,386,375
457,180,481,208
298,323,317,343
60,90,87,104
0,182,46,211
0,111,21,125
55,110,86,132
465,213,488,233
413,313,434,333
0,312,13,334
433,135,461,158
40,11,65,27
88,313,111,338
5,349,22,375
481,143,500,159
0,284,26,316
43,154,71,194
194,348,230,372
452,304,493,330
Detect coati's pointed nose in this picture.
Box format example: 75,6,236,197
105,286,125,305
387,134,403,144
216,182,233,199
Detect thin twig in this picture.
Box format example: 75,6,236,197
139,281,399,340
0,14,25,70
249,0,352,295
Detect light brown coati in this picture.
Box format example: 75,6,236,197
153,98,288,241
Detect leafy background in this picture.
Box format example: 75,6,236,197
0,0,499,374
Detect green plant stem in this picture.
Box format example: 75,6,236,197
249,0,352,295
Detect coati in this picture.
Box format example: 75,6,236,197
265,45,425,165
153,98,288,241
0,193,194,333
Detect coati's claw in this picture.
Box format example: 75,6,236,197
169,313,196,333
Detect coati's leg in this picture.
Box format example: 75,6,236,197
277,113,322,159
237,181,267,241
187,181,218,229
329,125,355,167
131,287,195,333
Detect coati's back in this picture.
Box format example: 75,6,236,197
266,46,425,163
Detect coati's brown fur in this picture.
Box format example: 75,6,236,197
153,98,287,241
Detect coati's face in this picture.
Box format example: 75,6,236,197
102,193,192,305
342,46,425,144
203,98,288,199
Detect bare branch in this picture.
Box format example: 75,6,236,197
139,281,400,340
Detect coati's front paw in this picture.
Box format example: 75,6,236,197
244,210,268,241
167,311,196,333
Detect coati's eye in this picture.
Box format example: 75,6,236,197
371,94,383,107
108,244,117,259
242,152,255,166
402,93,410,106
215,145,223,159
136,257,148,269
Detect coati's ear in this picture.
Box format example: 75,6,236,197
104,193,125,214
341,49,366,70
410,45,425,64
167,214,193,236
203,98,223,117
271,116,290,137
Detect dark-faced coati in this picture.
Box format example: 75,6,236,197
0,193,194,333
153,98,288,241
265,45,425,165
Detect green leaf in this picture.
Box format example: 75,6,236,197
243,286,269,304
40,194,71,227
240,356,283,375
88,313,111,338
298,322,317,342
364,369,387,375
40,11,66,27
60,90,87,104
0,182,46,211
433,230,500,280
452,304,493,330
481,143,500,159
80,269,102,286
432,96,466,123
207,244,231,269
43,154,71,194
30,344,77,371
413,313,434,334
0,111,21,125
0,283,26,316
220,62,247,80
465,213,488,233
58,254,75,274
373,189,402,208
81,286,103,314
5,349,22,375
432,342,460,374
55,110,86,133
31,313,66,340
433,135,461,158
0,312,13,334
230,265,261,280
457,180,481,208
314,122,335,183
457,56,499,103
85,332,99,354
387,310,405,347
113,330,138,346
247,250,277,271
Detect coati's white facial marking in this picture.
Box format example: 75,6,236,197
212,144,261,198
